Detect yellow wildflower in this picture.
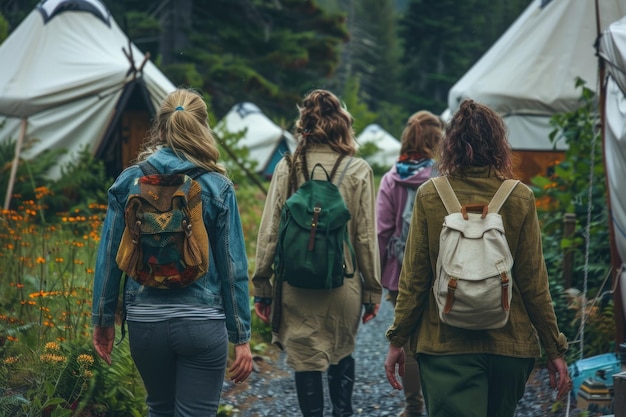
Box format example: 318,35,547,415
77,354,94,367
44,342,61,351
40,353,66,364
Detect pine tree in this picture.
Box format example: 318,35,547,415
157,0,348,120
399,0,529,113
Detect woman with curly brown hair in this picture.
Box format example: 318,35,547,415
252,89,382,417
384,99,571,417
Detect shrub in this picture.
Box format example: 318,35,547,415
532,79,613,361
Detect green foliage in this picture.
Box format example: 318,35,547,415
47,147,112,217
0,138,64,212
341,75,377,135
350,0,402,109
398,0,528,113
214,128,262,188
0,13,8,43
0,341,98,417
0,141,111,221
375,101,408,139
157,0,349,120
86,340,147,416
531,79,613,360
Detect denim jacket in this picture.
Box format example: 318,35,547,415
91,147,251,345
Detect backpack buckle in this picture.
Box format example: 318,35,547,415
308,204,322,251
461,204,488,220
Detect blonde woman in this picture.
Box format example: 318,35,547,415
253,89,382,417
92,88,252,417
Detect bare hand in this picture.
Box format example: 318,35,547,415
93,326,115,365
384,344,405,390
229,342,253,384
362,304,380,324
254,302,271,324
547,357,571,400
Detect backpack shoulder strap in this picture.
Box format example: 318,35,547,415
138,160,158,175
306,154,349,183
488,180,520,213
329,154,347,181
431,176,462,214
335,156,354,187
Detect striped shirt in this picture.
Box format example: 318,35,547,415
126,304,225,322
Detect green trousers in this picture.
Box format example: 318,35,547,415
417,353,535,417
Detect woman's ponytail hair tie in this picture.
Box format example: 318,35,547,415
175,106,184,111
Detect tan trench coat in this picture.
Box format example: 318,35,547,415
253,144,382,372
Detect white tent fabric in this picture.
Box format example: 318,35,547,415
356,124,401,168
215,102,297,177
448,0,626,151
0,0,175,178
600,16,626,285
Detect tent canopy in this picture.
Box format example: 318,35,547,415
600,15,626,271
0,0,175,179
448,0,625,151
356,124,401,167
215,102,297,178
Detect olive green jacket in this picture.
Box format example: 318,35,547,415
386,167,568,360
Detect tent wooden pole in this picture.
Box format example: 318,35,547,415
595,0,626,346
4,118,27,211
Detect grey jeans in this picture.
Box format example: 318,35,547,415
128,318,228,417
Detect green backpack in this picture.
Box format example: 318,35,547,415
274,155,356,290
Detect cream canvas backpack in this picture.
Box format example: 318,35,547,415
431,176,519,330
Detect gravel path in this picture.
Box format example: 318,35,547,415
221,292,584,416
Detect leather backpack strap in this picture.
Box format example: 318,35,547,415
488,180,520,213
431,176,462,215
329,154,347,181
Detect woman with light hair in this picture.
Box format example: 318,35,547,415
92,88,252,417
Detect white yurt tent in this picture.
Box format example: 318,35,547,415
0,0,176,207
215,102,297,179
599,15,626,318
448,0,625,152
356,124,401,168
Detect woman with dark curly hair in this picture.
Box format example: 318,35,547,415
384,99,571,417
252,89,382,417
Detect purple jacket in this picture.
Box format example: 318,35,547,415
376,159,435,291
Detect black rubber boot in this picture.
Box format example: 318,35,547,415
295,371,325,417
327,355,355,417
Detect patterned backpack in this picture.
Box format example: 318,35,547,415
115,161,209,289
